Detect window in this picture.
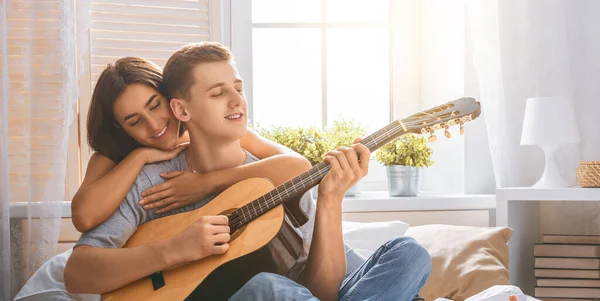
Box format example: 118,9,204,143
232,0,391,133
231,0,485,193
9,0,490,203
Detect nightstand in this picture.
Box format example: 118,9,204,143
496,187,600,295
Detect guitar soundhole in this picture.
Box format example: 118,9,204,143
218,208,246,242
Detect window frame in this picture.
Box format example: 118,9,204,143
230,0,495,194
229,0,394,128
229,0,396,191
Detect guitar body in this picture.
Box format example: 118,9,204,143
102,177,304,301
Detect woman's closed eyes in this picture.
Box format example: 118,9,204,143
129,100,162,127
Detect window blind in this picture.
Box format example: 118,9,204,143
89,0,211,84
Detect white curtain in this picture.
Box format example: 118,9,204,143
0,1,89,299
467,0,600,188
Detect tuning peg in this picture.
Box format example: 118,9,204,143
426,128,437,142
443,123,451,138
454,119,465,135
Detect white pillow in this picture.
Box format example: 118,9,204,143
342,220,410,258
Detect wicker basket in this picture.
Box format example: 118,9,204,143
576,161,600,188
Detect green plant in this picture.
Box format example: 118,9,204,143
252,124,332,166
250,118,368,166
326,118,367,148
375,134,434,167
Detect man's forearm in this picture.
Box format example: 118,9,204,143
298,199,347,301
64,241,174,294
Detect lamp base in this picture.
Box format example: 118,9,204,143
531,144,570,189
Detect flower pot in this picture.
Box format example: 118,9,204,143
386,165,421,196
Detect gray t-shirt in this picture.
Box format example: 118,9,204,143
74,149,319,280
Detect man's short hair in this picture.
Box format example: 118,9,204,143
162,42,233,100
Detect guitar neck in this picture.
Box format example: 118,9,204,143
229,120,408,230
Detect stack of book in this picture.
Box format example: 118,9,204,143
535,234,600,301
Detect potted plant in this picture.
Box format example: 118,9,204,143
254,125,331,166
252,124,332,198
325,118,367,196
375,134,434,196
252,118,366,198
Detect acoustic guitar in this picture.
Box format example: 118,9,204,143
101,97,481,300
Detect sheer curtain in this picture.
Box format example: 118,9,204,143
0,1,90,299
467,0,600,188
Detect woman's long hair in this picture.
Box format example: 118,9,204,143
86,57,165,163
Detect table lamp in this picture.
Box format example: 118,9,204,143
520,96,580,188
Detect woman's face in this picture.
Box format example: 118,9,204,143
112,83,180,150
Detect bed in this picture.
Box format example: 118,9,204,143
15,221,530,301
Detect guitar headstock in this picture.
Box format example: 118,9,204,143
401,97,481,142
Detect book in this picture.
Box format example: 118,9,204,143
537,278,600,288
535,258,600,269
543,235,600,245
535,269,600,279
535,244,600,258
535,287,600,299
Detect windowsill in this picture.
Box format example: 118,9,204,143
342,191,496,212
9,202,72,219
8,192,497,218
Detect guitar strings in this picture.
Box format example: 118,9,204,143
229,112,458,226
228,115,455,225
228,166,330,227
228,121,411,227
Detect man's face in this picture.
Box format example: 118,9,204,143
184,61,248,141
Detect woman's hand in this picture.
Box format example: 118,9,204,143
139,170,212,214
141,143,189,164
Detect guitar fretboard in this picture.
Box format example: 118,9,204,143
229,120,408,230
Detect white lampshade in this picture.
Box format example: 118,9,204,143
520,96,580,188
520,97,580,146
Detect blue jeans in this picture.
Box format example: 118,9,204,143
229,236,432,301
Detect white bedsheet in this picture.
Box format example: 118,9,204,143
14,249,100,301
15,220,410,300
435,285,541,301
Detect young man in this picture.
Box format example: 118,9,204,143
64,42,431,301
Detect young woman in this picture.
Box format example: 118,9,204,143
71,57,311,232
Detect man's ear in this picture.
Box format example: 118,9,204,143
170,98,191,122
